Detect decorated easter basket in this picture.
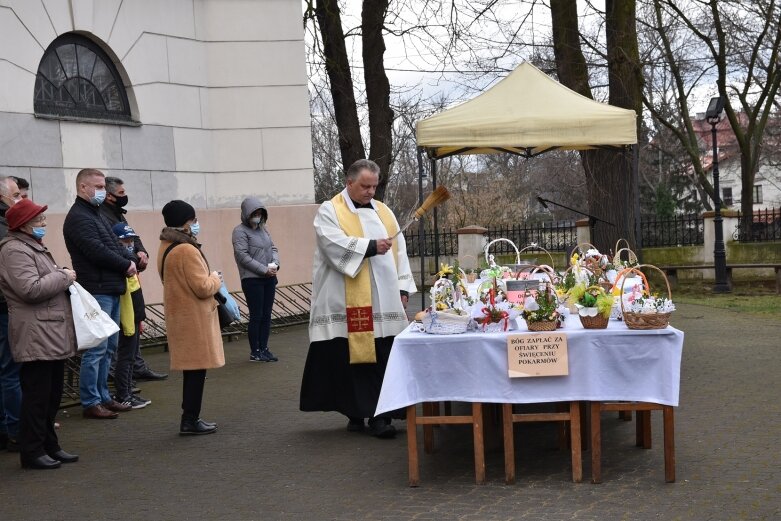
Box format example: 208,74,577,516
618,264,673,330
420,310,471,335
519,267,561,332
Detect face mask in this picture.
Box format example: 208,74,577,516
90,189,106,206
125,245,135,255
31,227,46,240
250,217,262,225
114,195,129,207
189,222,200,236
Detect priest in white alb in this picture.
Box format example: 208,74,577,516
300,159,417,438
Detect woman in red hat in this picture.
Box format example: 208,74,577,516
0,199,78,469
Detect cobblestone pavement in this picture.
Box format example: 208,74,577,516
1,303,779,520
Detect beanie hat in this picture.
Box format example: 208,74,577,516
6,199,47,231
162,200,196,227
112,222,139,239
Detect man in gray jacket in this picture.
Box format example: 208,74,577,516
232,197,280,362
0,176,22,451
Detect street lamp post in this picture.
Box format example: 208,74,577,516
706,95,730,293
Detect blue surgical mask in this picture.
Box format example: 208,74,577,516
31,226,46,240
126,245,135,255
91,189,106,206
189,222,200,236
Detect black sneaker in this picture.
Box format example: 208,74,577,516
262,349,278,362
249,352,268,362
129,395,151,409
368,418,396,439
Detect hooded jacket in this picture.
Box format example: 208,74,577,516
231,197,280,280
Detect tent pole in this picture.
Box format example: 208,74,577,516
431,158,439,278
632,144,642,262
417,147,426,310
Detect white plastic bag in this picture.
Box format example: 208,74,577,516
69,282,120,351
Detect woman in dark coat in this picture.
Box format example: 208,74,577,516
0,199,78,469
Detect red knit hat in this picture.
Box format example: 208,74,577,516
6,199,48,231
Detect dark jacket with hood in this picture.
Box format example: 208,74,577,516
63,196,133,296
231,197,279,280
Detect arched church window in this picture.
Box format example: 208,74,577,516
34,34,132,123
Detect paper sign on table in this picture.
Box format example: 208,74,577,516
507,333,569,377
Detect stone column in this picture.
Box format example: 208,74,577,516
457,225,488,270
575,219,591,247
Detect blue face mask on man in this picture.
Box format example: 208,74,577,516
31,226,46,240
91,189,106,206
189,222,200,236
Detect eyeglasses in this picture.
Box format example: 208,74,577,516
29,216,47,225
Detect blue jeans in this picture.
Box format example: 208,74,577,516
79,295,120,409
241,277,277,355
0,312,22,438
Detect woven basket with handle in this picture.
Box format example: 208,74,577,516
617,264,672,330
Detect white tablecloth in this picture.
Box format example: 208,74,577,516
375,315,684,415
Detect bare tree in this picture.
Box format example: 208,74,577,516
644,0,781,227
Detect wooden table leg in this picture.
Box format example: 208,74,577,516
472,402,486,485
637,410,652,449
407,405,419,487
580,401,590,451
663,406,676,483
590,402,602,484
423,402,435,454
502,403,515,484
569,401,582,483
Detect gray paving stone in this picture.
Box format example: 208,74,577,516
0,303,779,520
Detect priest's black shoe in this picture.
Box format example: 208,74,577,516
179,418,217,435
21,454,61,470
49,450,79,463
368,418,397,439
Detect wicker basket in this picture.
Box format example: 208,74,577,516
420,310,471,334
579,313,609,329
618,264,673,330
527,320,558,331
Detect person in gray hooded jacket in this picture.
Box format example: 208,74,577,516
232,197,280,362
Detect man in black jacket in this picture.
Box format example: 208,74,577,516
100,177,167,382
64,169,136,420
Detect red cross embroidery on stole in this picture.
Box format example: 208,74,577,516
346,306,374,333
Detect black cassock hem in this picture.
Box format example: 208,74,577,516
299,336,403,420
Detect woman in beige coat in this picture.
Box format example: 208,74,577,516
0,199,78,469
157,200,223,435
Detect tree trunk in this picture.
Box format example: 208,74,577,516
315,0,365,173
550,0,642,253
362,0,394,201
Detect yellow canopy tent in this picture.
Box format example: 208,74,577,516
416,62,637,159
412,63,639,296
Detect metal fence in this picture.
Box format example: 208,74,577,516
733,207,781,242
484,222,576,253
404,227,459,256
640,214,704,247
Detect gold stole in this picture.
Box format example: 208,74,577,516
331,193,398,364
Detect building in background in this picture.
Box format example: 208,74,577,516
0,0,317,301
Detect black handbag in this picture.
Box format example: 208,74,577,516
213,291,234,330
161,243,234,330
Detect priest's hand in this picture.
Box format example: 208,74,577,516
376,238,393,255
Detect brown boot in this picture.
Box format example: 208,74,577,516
83,404,119,419
102,400,132,413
